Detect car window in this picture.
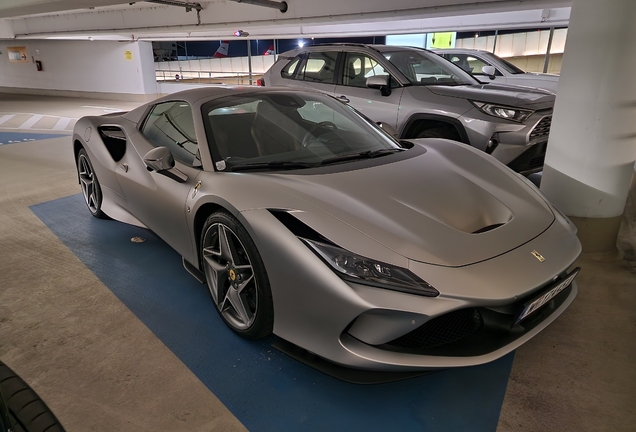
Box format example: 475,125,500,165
141,101,200,166
488,54,526,74
383,50,477,86
296,101,360,131
201,92,400,170
281,56,302,79
295,51,338,84
342,53,392,88
444,54,492,75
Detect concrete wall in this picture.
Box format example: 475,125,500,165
506,53,563,74
0,40,157,101
456,28,568,73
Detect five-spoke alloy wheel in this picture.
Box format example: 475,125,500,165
77,148,108,219
201,211,273,339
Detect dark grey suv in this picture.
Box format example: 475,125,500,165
262,44,555,173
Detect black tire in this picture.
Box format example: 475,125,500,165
200,211,274,340
0,362,65,432
416,127,461,141
76,148,108,219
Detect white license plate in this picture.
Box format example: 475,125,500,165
516,268,580,324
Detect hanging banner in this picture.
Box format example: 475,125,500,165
427,33,457,49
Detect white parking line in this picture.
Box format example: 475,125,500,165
53,117,73,130
18,114,44,129
0,115,15,126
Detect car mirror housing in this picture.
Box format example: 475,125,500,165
366,75,391,96
481,65,497,79
143,146,175,172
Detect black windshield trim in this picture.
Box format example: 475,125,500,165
249,145,426,175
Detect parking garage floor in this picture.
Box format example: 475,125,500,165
0,95,635,432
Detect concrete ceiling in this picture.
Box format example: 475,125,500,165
0,0,572,41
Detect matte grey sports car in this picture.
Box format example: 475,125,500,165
72,86,581,372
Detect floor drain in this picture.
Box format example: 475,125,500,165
131,237,146,243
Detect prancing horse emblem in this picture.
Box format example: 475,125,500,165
531,250,545,262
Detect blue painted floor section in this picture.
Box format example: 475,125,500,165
32,194,514,432
0,132,68,145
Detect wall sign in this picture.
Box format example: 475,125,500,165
8,46,28,63
124,50,133,61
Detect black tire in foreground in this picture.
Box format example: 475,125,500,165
0,361,65,432
200,211,274,340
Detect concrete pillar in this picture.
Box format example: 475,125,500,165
540,0,636,253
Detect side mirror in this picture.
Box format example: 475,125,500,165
366,75,391,96
376,122,399,139
481,65,497,80
143,146,175,172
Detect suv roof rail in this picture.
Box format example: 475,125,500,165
309,43,370,48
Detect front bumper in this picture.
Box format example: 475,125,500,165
459,109,553,170
242,207,581,372
340,282,577,370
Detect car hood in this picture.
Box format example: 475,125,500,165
521,73,560,79
263,141,554,267
426,83,555,110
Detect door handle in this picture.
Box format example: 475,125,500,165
336,95,350,103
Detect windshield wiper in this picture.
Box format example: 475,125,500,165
320,148,405,165
228,160,319,172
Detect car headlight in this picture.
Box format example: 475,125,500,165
471,101,534,123
302,238,439,297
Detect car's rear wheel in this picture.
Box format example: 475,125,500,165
200,211,274,339
77,148,108,219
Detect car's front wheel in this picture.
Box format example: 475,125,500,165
200,211,274,339
77,148,108,219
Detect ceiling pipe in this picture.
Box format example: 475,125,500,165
230,0,288,13
145,0,202,25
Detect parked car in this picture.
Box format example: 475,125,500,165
262,43,556,174
72,86,581,372
434,48,560,93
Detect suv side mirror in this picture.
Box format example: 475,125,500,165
143,146,175,172
366,75,391,96
481,65,497,80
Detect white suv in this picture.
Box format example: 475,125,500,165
434,48,560,93
262,44,556,173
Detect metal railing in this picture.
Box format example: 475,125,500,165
155,69,263,85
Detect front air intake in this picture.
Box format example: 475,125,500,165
472,223,505,234
384,308,483,350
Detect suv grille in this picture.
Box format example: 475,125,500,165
385,308,483,350
529,115,552,141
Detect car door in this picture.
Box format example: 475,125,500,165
333,51,403,129
115,100,202,259
280,50,339,96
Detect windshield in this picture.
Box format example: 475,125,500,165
383,49,479,86
201,92,402,171
487,53,526,74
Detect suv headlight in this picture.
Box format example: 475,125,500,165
471,101,534,123
302,238,439,297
